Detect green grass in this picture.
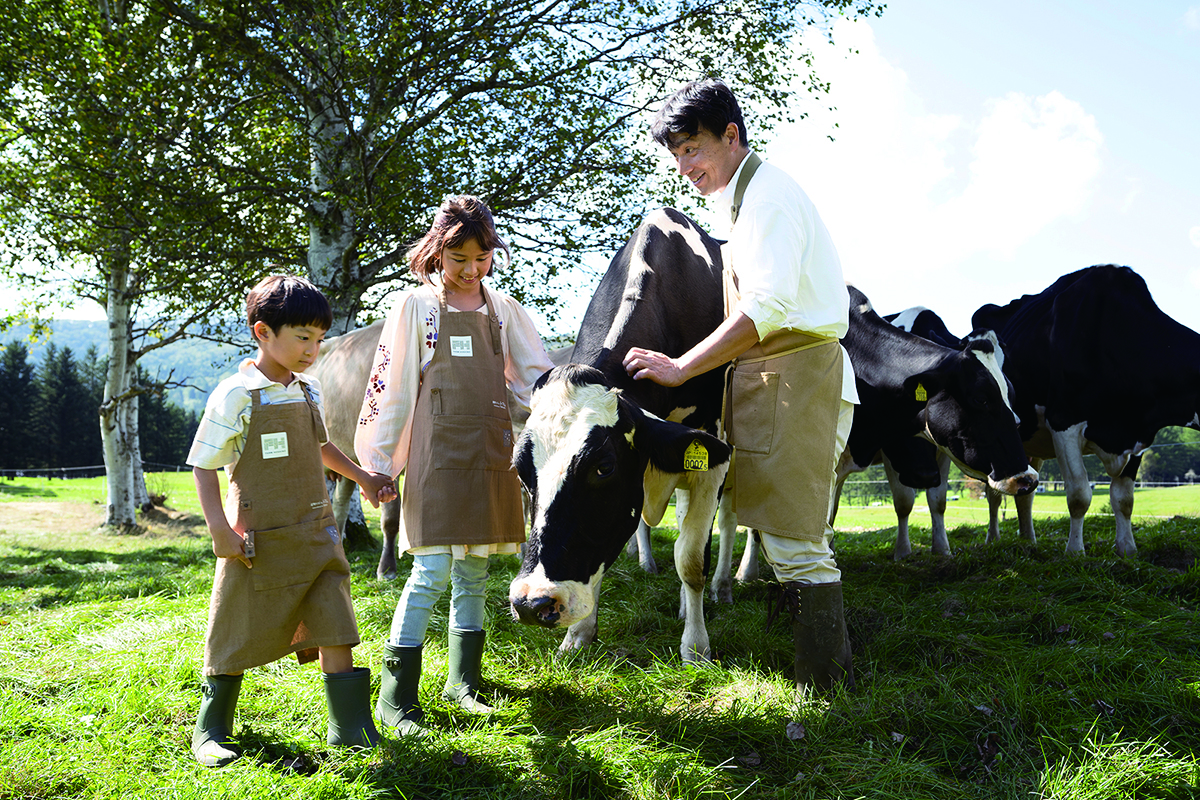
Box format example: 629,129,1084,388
1,474,1199,799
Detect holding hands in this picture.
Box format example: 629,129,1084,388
358,471,398,507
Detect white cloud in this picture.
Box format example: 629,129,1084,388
758,19,1104,323
1184,7,1200,30
1190,225,1200,248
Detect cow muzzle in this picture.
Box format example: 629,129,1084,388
508,566,602,629
988,465,1039,496
509,593,566,628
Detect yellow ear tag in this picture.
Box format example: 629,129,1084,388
915,383,927,402
683,440,709,471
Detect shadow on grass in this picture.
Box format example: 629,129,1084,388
0,541,214,612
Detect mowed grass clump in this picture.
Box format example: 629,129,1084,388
0,476,1198,799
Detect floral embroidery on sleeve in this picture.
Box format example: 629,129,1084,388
359,343,391,425
424,308,439,350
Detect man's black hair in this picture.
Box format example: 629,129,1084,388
650,79,748,148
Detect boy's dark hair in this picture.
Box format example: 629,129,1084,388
650,79,749,148
245,274,334,338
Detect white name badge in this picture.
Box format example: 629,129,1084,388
261,431,289,459
450,335,474,357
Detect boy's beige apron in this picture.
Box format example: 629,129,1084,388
203,385,359,676
401,286,525,547
723,154,843,543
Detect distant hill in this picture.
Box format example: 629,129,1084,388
1,320,251,414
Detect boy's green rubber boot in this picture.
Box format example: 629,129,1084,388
442,628,494,714
323,667,381,748
376,643,427,737
191,674,243,767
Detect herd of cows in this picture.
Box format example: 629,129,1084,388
311,207,1200,663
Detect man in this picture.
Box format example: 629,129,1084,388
622,79,858,691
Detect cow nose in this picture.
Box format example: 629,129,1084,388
510,594,561,627
989,466,1039,496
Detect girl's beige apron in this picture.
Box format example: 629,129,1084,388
203,385,359,676
401,286,525,548
723,155,844,543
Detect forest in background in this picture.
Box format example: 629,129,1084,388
3,322,1199,484
0,333,203,471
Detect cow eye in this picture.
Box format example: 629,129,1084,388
595,460,615,479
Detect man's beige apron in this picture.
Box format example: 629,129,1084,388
401,286,525,548
203,385,359,675
723,155,844,543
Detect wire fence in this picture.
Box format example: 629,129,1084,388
0,462,190,480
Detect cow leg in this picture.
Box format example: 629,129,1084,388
1097,449,1139,557
736,528,761,583
377,496,401,580
626,518,659,574
883,455,915,559
1108,474,1137,557
1016,456,1041,544
330,474,355,538
711,489,735,604
829,449,855,527
984,486,1003,543
558,579,603,654
675,468,725,663
1051,423,1092,555
926,451,951,556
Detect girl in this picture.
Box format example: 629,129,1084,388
355,195,554,736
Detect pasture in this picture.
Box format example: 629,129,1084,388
1,473,1198,799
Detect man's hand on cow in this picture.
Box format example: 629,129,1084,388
624,347,685,387
359,471,397,508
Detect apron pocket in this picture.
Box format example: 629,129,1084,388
250,518,341,592
432,415,515,471
731,370,778,455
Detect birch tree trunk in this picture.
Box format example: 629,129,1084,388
100,251,139,532
126,359,151,511
305,20,364,334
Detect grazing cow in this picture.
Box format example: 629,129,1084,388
971,264,1200,556
507,208,734,663
832,287,1038,556
863,308,1015,558
307,321,406,580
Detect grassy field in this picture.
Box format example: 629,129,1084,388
1,473,1198,799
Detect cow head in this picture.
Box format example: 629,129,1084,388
508,364,729,629
909,336,1038,495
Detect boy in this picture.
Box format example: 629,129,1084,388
187,274,396,766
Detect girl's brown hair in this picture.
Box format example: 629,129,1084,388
407,195,510,283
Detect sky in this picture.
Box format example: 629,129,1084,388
544,0,1200,339
726,0,1200,337
14,1,1200,342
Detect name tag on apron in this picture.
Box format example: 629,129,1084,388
261,431,289,459
450,336,474,357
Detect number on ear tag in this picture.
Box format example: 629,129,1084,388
683,440,709,471
915,383,927,402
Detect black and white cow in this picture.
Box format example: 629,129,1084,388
508,208,734,663
971,264,1200,556
308,320,405,580
832,287,1038,556
861,308,1016,558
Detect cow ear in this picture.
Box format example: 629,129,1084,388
629,405,731,474
903,370,946,403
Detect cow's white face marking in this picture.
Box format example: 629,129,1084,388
603,212,713,352
509,561,606,627
966,342,1017,423
666,406,696,423
889,306,929,333
525,381,620,531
